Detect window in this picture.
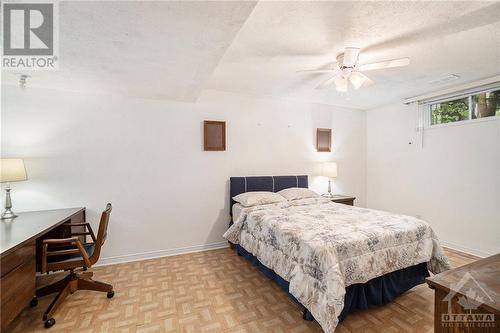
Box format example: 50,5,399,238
472,91,500,119
430,98,469,125
429,89,500,126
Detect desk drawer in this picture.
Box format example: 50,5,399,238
1,242,36,330
1,242,35,277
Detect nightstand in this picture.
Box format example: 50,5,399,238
329,195,356,206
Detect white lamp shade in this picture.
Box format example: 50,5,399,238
322,162,338,178
0,159,27,183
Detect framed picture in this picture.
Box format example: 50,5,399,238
204,121,226,151
316,128,331,152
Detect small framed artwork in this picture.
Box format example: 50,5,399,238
204,121,226,151
316,128,332,152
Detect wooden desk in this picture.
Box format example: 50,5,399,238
426,253,500,333
0,208,85,330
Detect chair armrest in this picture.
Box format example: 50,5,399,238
43,237,80,245
62,222,97,242
42,237,92,273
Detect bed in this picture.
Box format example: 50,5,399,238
224,175,450,333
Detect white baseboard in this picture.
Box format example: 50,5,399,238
96,241,229,267
441,240,492,258
96,240,491,267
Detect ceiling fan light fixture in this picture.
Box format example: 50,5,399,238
335,77,348,92
335,84,348,93
349,72,368,90
333,75,346,86
300,47,409,92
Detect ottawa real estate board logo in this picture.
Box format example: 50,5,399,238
442,272,496,330
2,0,59,70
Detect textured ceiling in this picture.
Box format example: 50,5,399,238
1,1,257,102
208,1,500,109
2,1,500,109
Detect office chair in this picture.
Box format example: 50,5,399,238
35,203,114,328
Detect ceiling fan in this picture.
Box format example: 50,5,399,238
297,47,410,92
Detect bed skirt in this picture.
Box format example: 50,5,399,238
235,244,429,322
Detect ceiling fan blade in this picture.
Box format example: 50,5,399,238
315,74,342,89
297,63,339,74
357,57,410,71
343,47,360,67
296,69,338,74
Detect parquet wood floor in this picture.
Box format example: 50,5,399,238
5,247,478,333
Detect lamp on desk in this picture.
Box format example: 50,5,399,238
321,162,337,199
0,159,27,219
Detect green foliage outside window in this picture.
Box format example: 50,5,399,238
430,90,500,126
430,98,469,125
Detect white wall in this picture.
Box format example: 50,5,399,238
3,83,497,260
1,85,366,263
366,103,500,257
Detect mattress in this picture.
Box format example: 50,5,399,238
232,203,245,222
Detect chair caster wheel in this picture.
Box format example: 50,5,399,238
44,318,56,328
30,297,38,307
107,291,115,298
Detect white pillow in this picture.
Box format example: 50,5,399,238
290,197,331,206
277,187,319,201
232,191,287,207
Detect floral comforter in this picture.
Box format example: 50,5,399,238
223,197,450,333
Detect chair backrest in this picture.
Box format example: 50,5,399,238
90,203,112,264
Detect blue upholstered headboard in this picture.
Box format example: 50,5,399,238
229,175,308,216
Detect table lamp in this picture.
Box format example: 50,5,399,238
0,159,27,219
321,162,337,198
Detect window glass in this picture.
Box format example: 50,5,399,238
472,90,500,119
430,98,469,125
